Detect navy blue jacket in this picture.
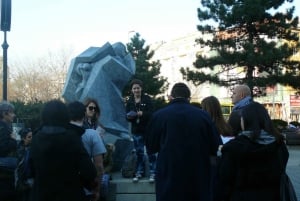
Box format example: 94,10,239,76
145,98,221,201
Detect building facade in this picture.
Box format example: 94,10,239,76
150,29,300,122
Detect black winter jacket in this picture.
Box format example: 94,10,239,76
30,126,97,201
0,120,17,157
125,94,153,135
219,134,288,201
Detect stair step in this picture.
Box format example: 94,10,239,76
107,172,155,201
116,194,155,201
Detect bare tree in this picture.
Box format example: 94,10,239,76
8,48,74,102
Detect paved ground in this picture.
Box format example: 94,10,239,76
286,145,300,200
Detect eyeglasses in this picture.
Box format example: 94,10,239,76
88,106,97,111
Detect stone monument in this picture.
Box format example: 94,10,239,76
62,42,135,140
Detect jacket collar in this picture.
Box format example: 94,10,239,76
170,97,190,104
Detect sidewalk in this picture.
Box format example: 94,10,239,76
286,145,300,201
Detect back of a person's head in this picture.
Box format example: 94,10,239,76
202,96,232,136
237,84,251,96
170,83,191,99
201,96,222,121
42,100,69,127
0,101,14,119
67,101,85,121
241,102,271,132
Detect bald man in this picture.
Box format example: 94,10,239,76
228,84,253,135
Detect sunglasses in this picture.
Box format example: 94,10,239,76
88,106,97,111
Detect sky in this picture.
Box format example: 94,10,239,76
6,0,200,62
3,0,300,63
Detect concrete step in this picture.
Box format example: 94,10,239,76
107,172,155,201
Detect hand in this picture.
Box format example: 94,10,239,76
127,111,137,119
137,111,143,116
10,133,16,139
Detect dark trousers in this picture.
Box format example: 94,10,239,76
0,168,16,201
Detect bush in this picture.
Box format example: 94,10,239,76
12,100,45,131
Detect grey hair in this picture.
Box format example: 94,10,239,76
0,101,15,119
0,101,15,112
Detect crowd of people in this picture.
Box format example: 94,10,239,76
0,81,291,201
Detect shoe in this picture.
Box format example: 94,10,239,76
132,177,139,182
132,173,142,182
149,174,155,183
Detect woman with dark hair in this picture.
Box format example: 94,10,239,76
125,79,156,182
201,96,233,141
82,98,112,201
16,128,32,201
201,96,233,201
30,100,98,201
219,102,288,201
83,98,106,137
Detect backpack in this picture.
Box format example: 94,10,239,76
121,150,137,178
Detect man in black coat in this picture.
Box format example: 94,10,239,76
145,83,222,201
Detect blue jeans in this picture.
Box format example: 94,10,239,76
132,135,156,176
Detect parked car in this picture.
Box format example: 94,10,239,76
282,128,300,145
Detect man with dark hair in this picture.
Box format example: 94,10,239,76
0,101,17,201
67,101,106,200
145,83,221,201
170,82,191,98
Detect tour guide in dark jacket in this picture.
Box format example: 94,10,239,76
30,100,98,201
145,83,222,201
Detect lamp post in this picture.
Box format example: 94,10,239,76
2,30,8,100
1,0,11,100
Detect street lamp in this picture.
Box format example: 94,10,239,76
1,0,11,100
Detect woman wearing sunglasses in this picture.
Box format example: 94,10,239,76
83,98,106,137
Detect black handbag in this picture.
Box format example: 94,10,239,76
280,172,298,201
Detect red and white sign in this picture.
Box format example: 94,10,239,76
290,95,300,107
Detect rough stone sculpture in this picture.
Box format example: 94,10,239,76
62,42,135,139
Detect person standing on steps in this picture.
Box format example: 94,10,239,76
125,79,156,183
